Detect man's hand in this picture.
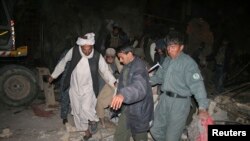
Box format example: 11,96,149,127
48,76,54,84
110,94,124,110
198,109,209,120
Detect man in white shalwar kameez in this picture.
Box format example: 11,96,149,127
48,32,116,139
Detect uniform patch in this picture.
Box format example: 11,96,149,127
193,73,200,80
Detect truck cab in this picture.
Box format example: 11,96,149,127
0,0,47,107
0,0,27,57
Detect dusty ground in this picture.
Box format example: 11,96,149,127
0,98,119,141
0,97,155,141
1,83,249,141
0,99,66,141
0,86,161,141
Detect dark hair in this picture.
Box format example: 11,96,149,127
165,31,184,46
116,45,134,55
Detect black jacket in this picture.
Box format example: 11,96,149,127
118,56,154,133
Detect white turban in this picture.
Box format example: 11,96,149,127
105,48,116,56
76,32,95,46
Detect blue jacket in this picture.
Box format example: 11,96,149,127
118,56,154,133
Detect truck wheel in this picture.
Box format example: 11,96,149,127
0,65,39,106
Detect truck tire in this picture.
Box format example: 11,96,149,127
0,65,39,106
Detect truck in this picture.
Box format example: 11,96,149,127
0,0,56,107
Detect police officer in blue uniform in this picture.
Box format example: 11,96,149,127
150,31,210,141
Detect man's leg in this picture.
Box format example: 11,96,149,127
114,111,131,141
150,94,168,141
96,84,114,127
96,95,105,127
60,89,70,124
165,98,190,141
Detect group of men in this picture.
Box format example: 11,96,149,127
48,29,210,141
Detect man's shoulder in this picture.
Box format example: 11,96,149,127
93,50,101,60
176,53,199,71
132,57,148,70
134,57,144,64
180,53,196,64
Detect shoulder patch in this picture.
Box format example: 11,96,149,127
193,73,200,80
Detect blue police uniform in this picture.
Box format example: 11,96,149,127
150,52,209,141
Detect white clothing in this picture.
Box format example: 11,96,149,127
51,46,116,131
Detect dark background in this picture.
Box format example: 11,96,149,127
3,0,250,79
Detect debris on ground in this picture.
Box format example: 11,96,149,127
0,128,13,138
31,103,54,117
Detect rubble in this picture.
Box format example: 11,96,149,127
0,128,13,138
0,82,249,141
212,83,250,125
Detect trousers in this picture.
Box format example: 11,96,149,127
96,84,114,118
150,94,190,141
60,88,70,119
114,109,148,141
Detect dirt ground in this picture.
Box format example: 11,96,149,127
0,86,160,141
0,97,119,141
0,99,65,141
0,97,155,141
1,83,249,141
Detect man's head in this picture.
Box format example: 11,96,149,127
116,45,135,65
165,31,184,59
112,23,120,36
112,26,120,36
155,39,166,55
105,48,116,64
76,32,95,56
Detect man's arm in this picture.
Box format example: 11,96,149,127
98,55,116,87
111,68,148,110
49,48,73,83
185,62,209,119
120,68,148,104
115,57,123,73
150,66,164,86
